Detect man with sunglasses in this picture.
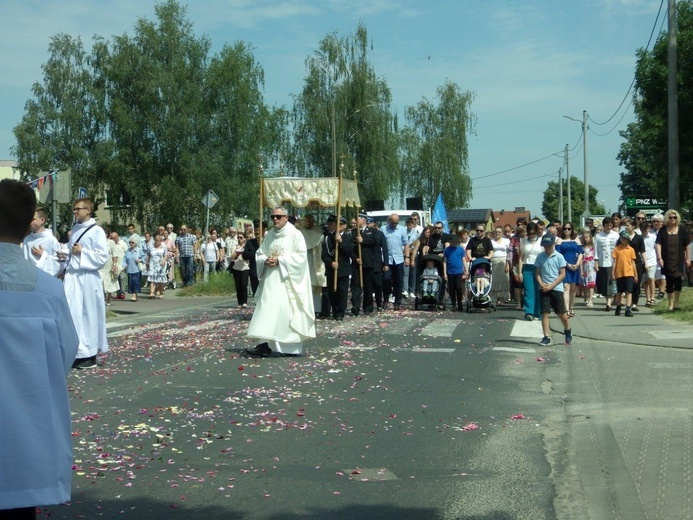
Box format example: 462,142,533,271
466,225,494,262
245,207,315,358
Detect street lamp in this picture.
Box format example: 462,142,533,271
563,111,589,226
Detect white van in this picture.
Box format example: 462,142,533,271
366,210,430,229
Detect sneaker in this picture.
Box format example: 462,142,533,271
402,292,409,299
564,329,572,345
631,305,639,312
538,336,552,346
72,356,97,370
525,314,534,321
244,342,272,358
625,310,633,317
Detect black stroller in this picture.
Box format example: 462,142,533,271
466,257,495,313
414,254,446,311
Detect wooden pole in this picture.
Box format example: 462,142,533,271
353,169,363,288
333,159,344,291
258,157,264,245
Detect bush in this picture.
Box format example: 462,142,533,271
177,270,235,297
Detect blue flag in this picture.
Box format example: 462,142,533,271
432,193,449,233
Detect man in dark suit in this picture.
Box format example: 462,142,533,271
366,217,389,313
322,215,353,321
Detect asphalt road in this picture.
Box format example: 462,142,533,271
39,292,693,519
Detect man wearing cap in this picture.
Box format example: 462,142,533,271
534,232,572,346
322,215,353,320
245,207,315,357
350,213,386,316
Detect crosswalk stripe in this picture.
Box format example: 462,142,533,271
421,320,460,337
510,320,543,338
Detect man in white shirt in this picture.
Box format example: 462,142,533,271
0,179,79,518
594,216,620,311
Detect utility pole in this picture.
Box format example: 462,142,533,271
565,144,572,224
668,0,680,211
582,110,589,226
558,167,564,223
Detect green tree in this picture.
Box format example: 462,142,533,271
13,0,283,229
541,175,607,223
618,0,693,214
12,33,110,201
399,81,475,210
291,23,399,203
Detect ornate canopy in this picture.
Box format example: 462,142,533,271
261,177,361,208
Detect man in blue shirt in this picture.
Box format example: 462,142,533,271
382,213,410,310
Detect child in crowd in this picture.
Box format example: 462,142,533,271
421,259,440,297
534,233,572,346
474,265,490,296
611,229,637,317
444,235,466,310
579,230,597,307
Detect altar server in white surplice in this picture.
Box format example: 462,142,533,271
299,213,327,314
245,206,315,358
63,197,109,369
0,179,79,518
22,207,62,276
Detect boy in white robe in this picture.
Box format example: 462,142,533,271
245,207,316,357
62,197,109,369
22,207,62,276
0,179,79,519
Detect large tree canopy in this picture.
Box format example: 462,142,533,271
618,0,693,214
399,81,475,210
290,23,399,204
541,175,607,224
13,0,283,229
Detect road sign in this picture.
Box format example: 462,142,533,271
625,196,667,209
202,190,219,209
78,186,87,199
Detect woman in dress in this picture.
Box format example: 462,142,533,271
579,230,597,307
557,222,583,317
490,226,510,306
655,209,691,311
230,232,251,308
147,235,168,299
414,225,434,290
517,221,543,320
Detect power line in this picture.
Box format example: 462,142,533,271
589,97,634,137
588,0,665,127
474,171,556,190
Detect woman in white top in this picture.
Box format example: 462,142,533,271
490,226,510,306
230,232,251,308
200,229,222,283
517,221,543,320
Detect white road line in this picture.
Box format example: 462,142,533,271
510,320,543,338
393,347,456,353
421,319,460,337
492,347,536,353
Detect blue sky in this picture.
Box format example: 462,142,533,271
1,0,664,217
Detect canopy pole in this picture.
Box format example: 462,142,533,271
353,169,363,288
333,160,344,291
258,157,264,245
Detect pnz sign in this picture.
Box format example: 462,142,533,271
625,197,667,208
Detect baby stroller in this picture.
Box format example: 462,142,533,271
466,257,495,313
414,254,446,311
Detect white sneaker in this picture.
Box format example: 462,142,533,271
402,292,409,299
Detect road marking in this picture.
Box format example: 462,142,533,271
649,330,693,340
343,468,399,481
393,347,456,353
510,320,543,338
421,319,459,337
492,347,536,353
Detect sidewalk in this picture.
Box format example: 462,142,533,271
552,298,693,349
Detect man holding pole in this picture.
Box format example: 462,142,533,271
322,214,353,321
349,213,365,316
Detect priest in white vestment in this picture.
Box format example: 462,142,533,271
0,179,79,516
22,208,62,276
299,214,327,314
245,207,315,357
62,198,110,368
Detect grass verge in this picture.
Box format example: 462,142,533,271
652,286,693,322
177,271,235,297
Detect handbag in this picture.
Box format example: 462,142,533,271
137,260,146,272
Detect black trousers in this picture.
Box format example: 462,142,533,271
350,266,363,311
232,269,249,306
0,507,36,520
373,270,384,309
632,261,645,305
448,273,464,308
326,271,350,318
